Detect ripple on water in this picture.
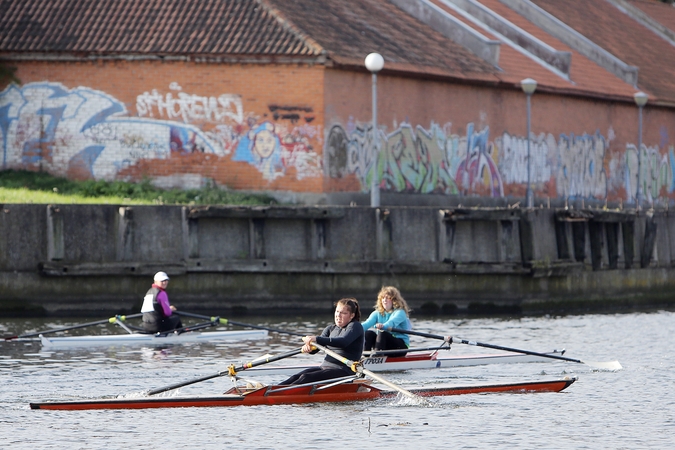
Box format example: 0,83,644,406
1,311,674,449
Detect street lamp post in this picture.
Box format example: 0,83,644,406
365,52,384,207
521,78,537,208
633,91,648,209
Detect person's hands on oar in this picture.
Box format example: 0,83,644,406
146,347,304,396
310,342,427,403
175,311,304,337
3,313,143,341
388,327,622,371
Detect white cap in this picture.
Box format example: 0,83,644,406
154,271,170,282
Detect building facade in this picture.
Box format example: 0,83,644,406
1,0,675,207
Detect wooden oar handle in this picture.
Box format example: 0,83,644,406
311,342,420,400
310,343,361,373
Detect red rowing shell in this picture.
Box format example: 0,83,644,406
30,377,576,410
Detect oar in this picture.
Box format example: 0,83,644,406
389,327,622,370
147,347,304,396
175,311,304,336
3,313,143,341
153,320,220,337
311,342,421,400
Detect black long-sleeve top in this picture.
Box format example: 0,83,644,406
315,321,364,372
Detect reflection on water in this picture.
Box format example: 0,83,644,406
1,311,674,449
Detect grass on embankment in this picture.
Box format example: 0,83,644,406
0,170,275,206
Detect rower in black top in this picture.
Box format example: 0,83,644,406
279,298,364,385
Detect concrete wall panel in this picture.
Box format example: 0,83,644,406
0,204,47,270
197,218,250,260
324,208,377,261
1,203,673,315
390,208,439,262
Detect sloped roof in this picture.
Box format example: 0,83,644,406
631,0,675,31
433,0,637,99
263,0,498,79
0,0,320,56
2,0,675,104
0,0,498,80
530,0,675,104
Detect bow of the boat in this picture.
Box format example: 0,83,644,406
402,376,577,398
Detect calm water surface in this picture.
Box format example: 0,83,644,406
1,311,673,449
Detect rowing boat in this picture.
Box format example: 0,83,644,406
39,329,269,348
240,349,567,376
29,376,577,410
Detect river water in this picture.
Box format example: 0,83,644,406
1,310,673,449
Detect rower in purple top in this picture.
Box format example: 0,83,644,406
361,286,412,357
141,271,183,333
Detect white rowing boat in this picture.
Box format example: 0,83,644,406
237,349,566,376
39,329,269,348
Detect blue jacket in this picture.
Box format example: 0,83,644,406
361,309,411,346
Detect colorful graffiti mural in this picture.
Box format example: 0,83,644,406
328,119,503,196
327,119,505,196
327,118,673,203
3,81,674,202
0,82,322,183
622,143,673,203
233,122,284,181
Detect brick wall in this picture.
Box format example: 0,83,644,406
2,60,326,192
2,60,675,204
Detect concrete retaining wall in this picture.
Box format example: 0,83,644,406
2,203,674,316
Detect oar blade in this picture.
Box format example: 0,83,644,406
584,360,622,371
362,368,427,404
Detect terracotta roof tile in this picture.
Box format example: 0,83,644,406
263,0,498,77
0,0,319,56
631,0,675,31
1,0,673,104
0,0,499,78
473,0,636,98
531,0,675,104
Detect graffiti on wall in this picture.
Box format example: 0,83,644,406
0,82,322,183
327,118,674,203
136,82,244,124
3,81,674,201
497,130,608,199
327,119,504,196
622,143,673,203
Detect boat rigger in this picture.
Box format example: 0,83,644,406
240,349,568,376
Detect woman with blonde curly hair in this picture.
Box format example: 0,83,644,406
361,286,412,357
